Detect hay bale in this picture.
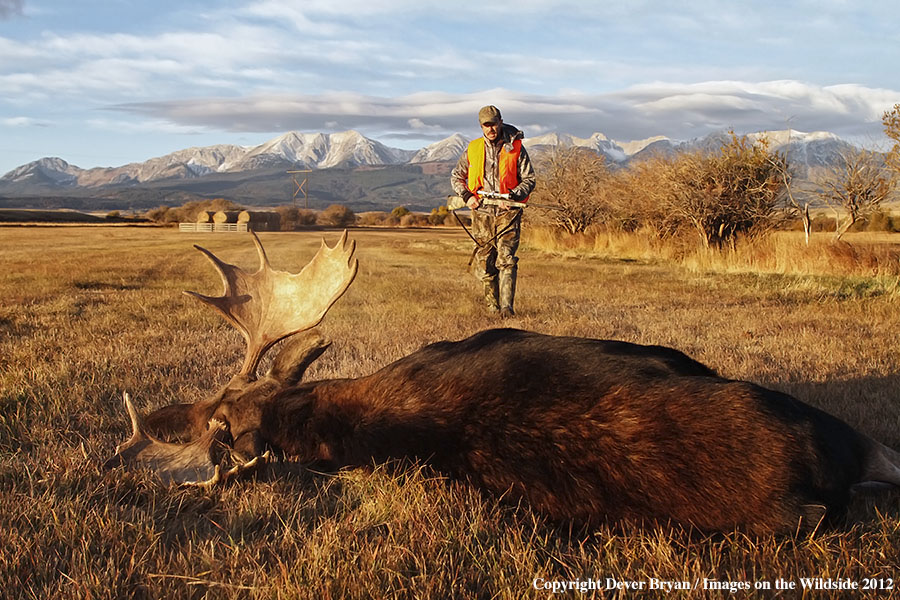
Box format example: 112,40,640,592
237,210,281,231
196,211,215,223
213,211,240,224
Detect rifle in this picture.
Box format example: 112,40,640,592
446,192,562,211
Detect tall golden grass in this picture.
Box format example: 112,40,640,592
1,226,899,598
525,226,900,290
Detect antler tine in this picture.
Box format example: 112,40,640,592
185,245,254,340
184,232,358,379
249,230,271,271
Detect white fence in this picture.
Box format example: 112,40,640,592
179,223,249,233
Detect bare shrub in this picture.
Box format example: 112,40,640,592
275,205,317,230
811,214,837,232
662,133,791,249
430,205,450,225
865,210,899,233
318,204,356,227
357,211,390,226
618,156,685,240
814,148,896,242
530,146,613,234
882,103,900,176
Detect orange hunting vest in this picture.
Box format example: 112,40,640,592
466,138,526,199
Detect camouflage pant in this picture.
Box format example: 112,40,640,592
471,207,521,281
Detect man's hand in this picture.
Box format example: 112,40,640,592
497,189,524,210
466,194,481,210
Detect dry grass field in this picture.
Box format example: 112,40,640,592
2,225,900,599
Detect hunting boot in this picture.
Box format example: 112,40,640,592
498,268,517,319
482,277,500,314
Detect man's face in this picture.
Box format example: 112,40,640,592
481,119,502,142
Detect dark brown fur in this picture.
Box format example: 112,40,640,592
150,328,896,534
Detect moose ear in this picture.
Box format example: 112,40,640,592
267,328,332,385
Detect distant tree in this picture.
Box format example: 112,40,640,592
429,205,451,225
275,205,317,230
318,204,356,227
814,148,896,242
530,146,611,234
619,155,684,240
762,132,812,245
144,205,174,223
391,206,411,218
357,211,390,226
882,103,900,176
663,133,790,248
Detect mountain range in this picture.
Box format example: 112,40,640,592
0,128,859,212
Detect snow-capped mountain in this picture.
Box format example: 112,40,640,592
0,128,863,194
3,157,82,187
618,136,671,156
81,144,249,186
1,131,417,190
235,132,330,170
410,133,468,163
234,130,415,170
748,129,854,168
525,132,628,163
625,129,857,171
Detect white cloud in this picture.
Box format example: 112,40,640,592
110,81,900,145
85,117,204,135
408,118,442,131
1,115,47,127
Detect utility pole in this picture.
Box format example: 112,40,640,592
288,169,311,208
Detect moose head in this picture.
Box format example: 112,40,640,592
107,231,357,484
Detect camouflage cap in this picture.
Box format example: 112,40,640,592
478,105,502,125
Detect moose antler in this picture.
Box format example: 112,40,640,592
106,232,357,485
187,231,358,378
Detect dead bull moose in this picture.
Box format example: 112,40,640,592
107,232,900,534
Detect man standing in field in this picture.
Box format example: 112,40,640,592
451,105,536,318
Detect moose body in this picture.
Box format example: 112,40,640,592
230,328,879,533
110,233,900,535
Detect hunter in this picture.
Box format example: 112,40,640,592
451,105,536,318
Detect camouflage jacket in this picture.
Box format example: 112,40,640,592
451,123,537,201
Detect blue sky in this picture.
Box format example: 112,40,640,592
1,0,898,174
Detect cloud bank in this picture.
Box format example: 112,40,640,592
112,82,899,146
